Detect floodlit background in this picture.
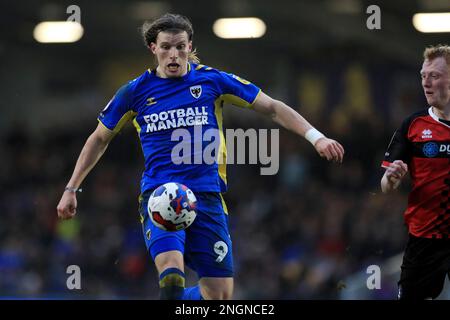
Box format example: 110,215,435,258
1,0,449,299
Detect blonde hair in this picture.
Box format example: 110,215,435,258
188,49,200,64
423,44,450,65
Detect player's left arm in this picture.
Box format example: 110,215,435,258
252,91,344,163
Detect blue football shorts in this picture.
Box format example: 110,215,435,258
139,190,234,278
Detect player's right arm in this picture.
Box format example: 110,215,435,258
57,123,115,220
381,160,408,193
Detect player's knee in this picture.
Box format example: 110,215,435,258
155,250,184,272
158,260,183,273
200,278,233,300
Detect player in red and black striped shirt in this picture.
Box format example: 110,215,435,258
381,45,450,300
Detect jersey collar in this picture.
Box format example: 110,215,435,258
428,107,450,128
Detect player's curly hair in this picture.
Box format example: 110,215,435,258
423,44,450,65
141,13,200,63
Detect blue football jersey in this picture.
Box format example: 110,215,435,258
98,63,261,193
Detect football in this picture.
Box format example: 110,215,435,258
148,182,197,231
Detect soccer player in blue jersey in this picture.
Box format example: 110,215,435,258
57,13,344,300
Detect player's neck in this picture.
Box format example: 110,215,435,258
432,105,450,121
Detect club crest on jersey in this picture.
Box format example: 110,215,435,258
421,129,432,139
190,85,202,99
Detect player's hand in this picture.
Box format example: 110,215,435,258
57,191,77,220
385,160,408,184
314,137,345,163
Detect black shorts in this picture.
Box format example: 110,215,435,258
398,234,450,300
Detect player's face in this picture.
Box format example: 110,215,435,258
150,31,192,78
420,57,450,109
